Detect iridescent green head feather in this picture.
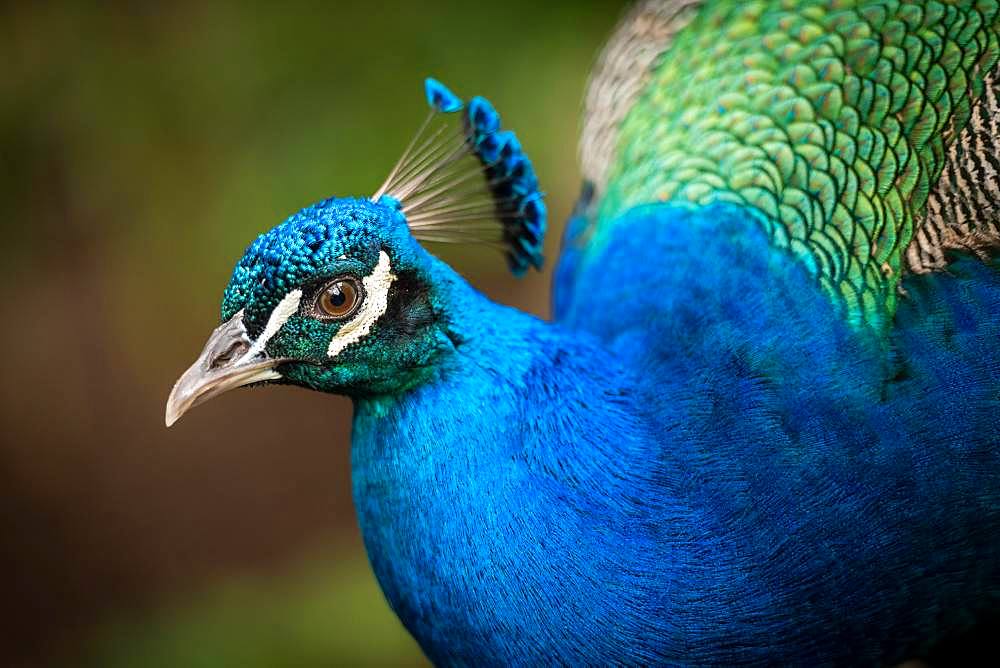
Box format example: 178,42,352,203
166,78,548,424
219,196,449,395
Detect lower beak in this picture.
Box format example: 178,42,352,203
165,311,285,427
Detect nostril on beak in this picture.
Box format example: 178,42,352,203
210,340,250,369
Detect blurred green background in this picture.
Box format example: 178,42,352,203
0,1,628,665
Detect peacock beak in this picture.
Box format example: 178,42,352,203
165,310,285,427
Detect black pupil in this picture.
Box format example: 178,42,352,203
329,284,347,307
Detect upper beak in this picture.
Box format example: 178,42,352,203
165,310,284,427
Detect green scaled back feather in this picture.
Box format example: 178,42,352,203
594,0,1000,331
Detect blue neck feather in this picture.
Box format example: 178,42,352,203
351,203,1000,665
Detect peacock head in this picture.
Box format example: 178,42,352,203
165,79,546,426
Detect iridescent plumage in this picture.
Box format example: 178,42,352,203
582,1,1000,330
169,2,1000,664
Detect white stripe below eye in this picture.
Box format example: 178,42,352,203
239,288,302,362
327,250,395,357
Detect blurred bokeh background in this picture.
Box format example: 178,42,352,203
0,1,629,665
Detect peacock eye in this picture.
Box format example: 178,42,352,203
316,278,363,319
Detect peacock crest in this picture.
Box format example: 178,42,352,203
372,78,546,276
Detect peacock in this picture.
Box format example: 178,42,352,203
167,1,1000,664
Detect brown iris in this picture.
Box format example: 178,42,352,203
316,278,362,319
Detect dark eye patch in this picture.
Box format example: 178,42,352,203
383,269,436,338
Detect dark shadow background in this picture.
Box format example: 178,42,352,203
1,1,629,665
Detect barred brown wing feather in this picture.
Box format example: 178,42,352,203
908,69,1000,273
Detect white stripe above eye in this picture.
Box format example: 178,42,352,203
239,288,303,362
327,250,395,358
